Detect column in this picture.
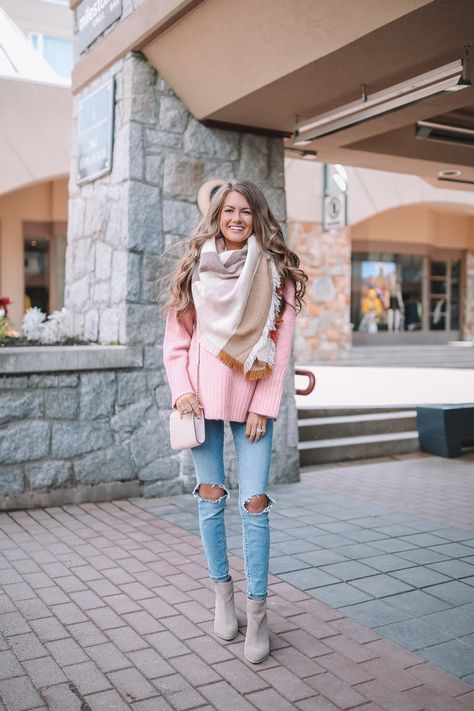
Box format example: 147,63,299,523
65,51,299,493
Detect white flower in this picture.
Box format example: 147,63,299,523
41,318,60,344
23,306,75,343
22,307,46,340
45,308,70,342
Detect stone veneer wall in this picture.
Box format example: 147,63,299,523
289,221,352,362
465,251,474,340
0,52,300,508
0,366,146,510
0,347,298,510
66,52,288,345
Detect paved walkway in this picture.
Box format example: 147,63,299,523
1,454,474,710
138,452,474,687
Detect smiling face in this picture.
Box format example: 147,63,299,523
219,190,253,249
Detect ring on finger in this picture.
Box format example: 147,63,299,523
256,427,265,433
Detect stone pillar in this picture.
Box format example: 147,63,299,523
289,221,351,362
464,251,474,341
65,52,299,495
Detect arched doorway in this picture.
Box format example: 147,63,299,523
351,203,474,344
0,177,68,331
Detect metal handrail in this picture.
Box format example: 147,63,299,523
295,369,316,396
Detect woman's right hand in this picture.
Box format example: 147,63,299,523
175,393,202,418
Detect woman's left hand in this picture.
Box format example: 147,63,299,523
246,412,268,443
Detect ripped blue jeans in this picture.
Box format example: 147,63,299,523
191,419,274,600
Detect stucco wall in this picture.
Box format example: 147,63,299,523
352,204,474,251
0,178,69,330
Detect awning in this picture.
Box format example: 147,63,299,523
0,7,72,196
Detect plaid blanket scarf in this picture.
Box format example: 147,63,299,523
191,235,282,380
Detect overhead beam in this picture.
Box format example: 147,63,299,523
71,0,203,95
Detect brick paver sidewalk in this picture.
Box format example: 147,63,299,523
306,452,474,530
1,496,474,710
143,452,474,687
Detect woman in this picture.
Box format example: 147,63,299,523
162,179,306,663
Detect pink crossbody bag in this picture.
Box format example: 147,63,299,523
169,330,205,451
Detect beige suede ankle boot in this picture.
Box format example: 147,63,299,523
244,598,269,663
214,578,238,640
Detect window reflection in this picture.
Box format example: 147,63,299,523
351,253,423,333
352,254,461,334
24,238,49,313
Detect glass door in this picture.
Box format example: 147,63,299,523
429,259,460,331
24,237,50,313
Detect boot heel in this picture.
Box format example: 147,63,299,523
244,598,269,663
214,578,238,640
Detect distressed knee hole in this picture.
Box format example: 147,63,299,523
195,483,227,501
244,494,269,514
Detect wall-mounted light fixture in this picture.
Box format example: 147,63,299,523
438,169,462,178
437,168,474,186
293,48,471,145
416,120,474,147
285,146,318,159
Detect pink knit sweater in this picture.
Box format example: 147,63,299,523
163,279,296,421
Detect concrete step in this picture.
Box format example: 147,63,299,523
341,360,473,369
298,410,416,441
297,406,402,419
318,345,474,369
298,431,420,465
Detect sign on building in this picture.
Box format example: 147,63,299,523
322,164,348,231
323,194,346,230
77,77,115,185
77,0,122,55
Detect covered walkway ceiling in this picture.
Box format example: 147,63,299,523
0,7,71,196
72,0,474,188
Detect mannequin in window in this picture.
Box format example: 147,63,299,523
387,272,404,332
359,286,383,333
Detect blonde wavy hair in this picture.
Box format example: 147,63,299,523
161,179,307,321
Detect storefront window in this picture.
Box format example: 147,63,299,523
29,33,73,78
24,238,49,313
451,260,460,330
352,252,462,335
429,259,460,331
351,252,423,333
430,261,446,330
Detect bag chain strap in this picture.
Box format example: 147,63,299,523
196,341,201,407
195,320,201,408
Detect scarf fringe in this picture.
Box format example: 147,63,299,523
217,349,244,373
243,261,282,374
200,337,222,359
218,350,272,380
245,364,273,381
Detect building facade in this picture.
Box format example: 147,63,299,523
1,0,473,506
286,160,474,362
1,0,473,355
0,0,72,330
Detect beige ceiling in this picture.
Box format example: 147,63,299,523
70,0,474,188
0,79,71,196
141,0,474,187
143,0,433,122
0,6,71,196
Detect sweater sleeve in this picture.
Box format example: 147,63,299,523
248,279,296,419
163,307,196,408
